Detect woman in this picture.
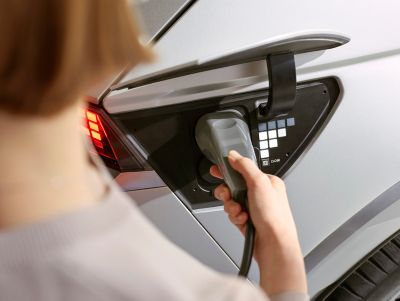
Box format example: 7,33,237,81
0,1,308,300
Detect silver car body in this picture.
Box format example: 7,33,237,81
92,0,400,297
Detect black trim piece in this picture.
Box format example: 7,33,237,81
305,180,400,273
274,78,339,177
265,52,297,118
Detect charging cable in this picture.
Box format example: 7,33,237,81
195,109,257,277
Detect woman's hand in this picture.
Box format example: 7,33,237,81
210,150,299,255
210,150,307,296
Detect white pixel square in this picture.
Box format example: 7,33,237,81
258,131,268,141
259,140,268,149
278,128,287,137
260,149,269,158
269,139,278,148
268,130,277,139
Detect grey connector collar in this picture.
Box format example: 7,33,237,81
195,110,257,205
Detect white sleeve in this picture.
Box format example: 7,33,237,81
270,292,310,301
201,276,309,301
200,276,269,301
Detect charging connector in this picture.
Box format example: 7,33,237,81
195,109,257,277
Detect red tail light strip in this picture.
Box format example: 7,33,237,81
81,105,145,172
82,109,117,160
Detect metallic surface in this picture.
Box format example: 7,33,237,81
132,0,193,41
103,0,400,297
111,32,348,90
115,171,165,191
87,0,193,102
308,197,400,296
114,50,400,297
104,53,323,113
126,187,239,274
305,181,400,272
118,0,400,86
194,207,260,281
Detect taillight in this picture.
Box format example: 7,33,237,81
82,106,144,172
83,109,117,161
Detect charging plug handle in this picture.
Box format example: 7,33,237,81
195,110,257,277
195,110,257,206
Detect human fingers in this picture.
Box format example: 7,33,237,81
214,184,231,202
228,211,248,226
224,199,242,217
227,150,271,189
223,200,247,235
209,165,223,179
267,174,286,192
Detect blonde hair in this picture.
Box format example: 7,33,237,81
0,0,153,116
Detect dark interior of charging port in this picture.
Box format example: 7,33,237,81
112,77,340,209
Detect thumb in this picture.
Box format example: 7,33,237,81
227,150,265,187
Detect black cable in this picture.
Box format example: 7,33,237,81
238,197,255,277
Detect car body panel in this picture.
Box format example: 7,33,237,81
99,0,400,297
308,189,400,296
127,186,239,275
118,0,400,86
